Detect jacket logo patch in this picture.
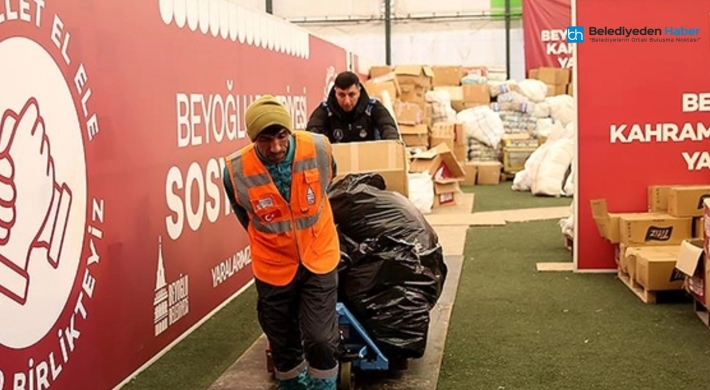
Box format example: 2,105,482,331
359,129,367,138
333,128,344,141
256,196,274,210
263,209,282,222
306,186,316,205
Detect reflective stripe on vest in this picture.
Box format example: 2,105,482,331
227,133,331,235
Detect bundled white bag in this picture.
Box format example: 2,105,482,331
531,138,575,196
545,94,575,126
407,173,434,214
456,106,505,148
517,79,548,103
512,141,551,191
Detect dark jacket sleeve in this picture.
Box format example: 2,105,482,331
222,165,250,230
371,102,400,140
306,104,330,136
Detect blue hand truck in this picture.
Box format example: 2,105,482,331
266,302,393,390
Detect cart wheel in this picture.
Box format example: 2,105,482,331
338,361,354,390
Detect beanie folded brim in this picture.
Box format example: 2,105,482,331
245,95,294,141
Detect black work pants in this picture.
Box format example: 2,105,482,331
255,265,339,380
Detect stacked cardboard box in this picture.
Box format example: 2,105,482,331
591,185,710,301
431,65,464,112
429,122,466,163
363,72,400,103
529,67,571,96
393,101,428,148
393,65,434,148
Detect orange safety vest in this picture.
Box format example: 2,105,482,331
224,131,340,286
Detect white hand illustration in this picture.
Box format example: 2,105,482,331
0,98,72,305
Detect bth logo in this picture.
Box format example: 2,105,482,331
567,26,585,43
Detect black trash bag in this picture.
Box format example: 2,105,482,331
329,173,448,359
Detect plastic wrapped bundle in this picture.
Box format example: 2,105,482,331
329,173,448,359
467,138,501,162
498,111,537,136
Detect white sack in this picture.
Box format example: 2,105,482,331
517,79,548,103
531,138,575,196
563,160,574,197
426,90,453,124
531,101,551,118
545,94,575,126
456,106,505,148
559,203,574,237
512,141,552,192
407,173,434,214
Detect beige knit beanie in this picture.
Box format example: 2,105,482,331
244,95,293,141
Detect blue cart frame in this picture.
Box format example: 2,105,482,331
266,302,392,390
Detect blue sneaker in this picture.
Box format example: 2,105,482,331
309,375,337,390
275,369,312,390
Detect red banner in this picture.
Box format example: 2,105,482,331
575,0,710,270
522,0,572,73
0,0,347,388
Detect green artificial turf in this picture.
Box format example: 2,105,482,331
462,183,572,212
438,220,710,390
121,286,261,390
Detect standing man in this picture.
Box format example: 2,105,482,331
222,95,340,390
307,71,400,143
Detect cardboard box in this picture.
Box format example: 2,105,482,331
628,246,684,291
399,124,428,148
472,161,502,185
429,122,455,152
537,67,571,85
394,101,425,125
704,198,710,255
453,122,466,146
429,136,454,152
620,214,692,246
648,185,673,212
369,66,392,78
566,83,574,96
451,101,465,112
463,102,489,109
668,185,710,217
453,144,466,162
410,143,465,207
675,239,707,304
431,66,464,86
529,69,539,79
331,140,409,197
410,143,465,179
433,180,460,207
399,84,427,104
590,199,693,245
618,244,632,275
462,162,477,185
394,65,434,88
430,122,455,137
363,72,400,101
694,216,704,238
462,84,491,105
545,84,567,96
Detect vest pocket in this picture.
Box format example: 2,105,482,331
300,169,321,212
